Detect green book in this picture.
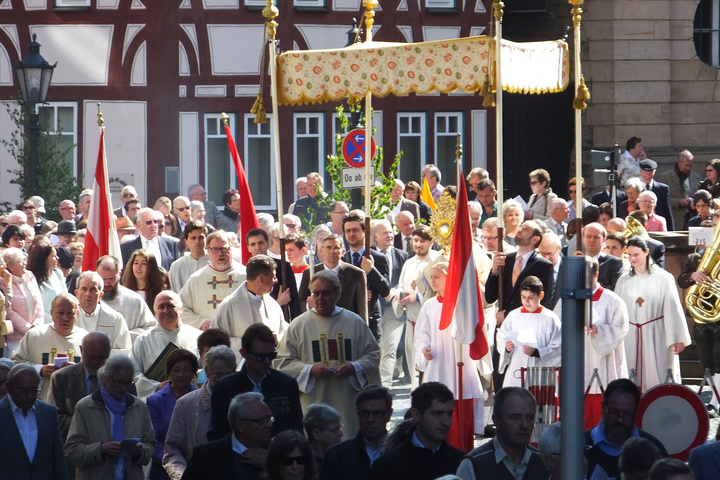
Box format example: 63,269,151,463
144,342,179,382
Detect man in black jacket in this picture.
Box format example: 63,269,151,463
208,324,302,440
369,382,464,480
321,384,393,480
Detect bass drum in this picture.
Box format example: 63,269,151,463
637,383,709,461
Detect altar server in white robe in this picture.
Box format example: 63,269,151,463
168,220,210,293
74,271,131,356
211,254,285,363
97,255,157,341
129,290,201,399
498,275,561,388
179,230,246,330
12,293,88,401
554,257,629,428
615,236,691,392
414,261,484,434
274,270,380,439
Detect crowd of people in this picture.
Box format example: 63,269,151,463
0,140,719,479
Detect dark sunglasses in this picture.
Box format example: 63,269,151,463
248,350,278,362
280,455,307,467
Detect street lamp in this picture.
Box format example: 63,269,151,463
14,33,56,196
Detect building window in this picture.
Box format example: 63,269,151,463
397,112,426,181
293,0,326,9
244,113,276,209
37,102,77,178
694,0,720,67
435,112,463,183
204,113,235,207
425,0,457,12
294,113,324,199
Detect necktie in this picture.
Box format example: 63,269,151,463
645,184,651,191
512,256,523,286
405,237,413,254
89,374,98,394
352,252,361,267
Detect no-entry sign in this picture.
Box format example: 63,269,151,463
342,129,376,168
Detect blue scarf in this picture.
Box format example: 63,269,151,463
100,386,128,479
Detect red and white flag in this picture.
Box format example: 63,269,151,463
224,123,260,264
439,173,488,360
82,128,121,272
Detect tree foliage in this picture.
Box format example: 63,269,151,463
0,98,80,219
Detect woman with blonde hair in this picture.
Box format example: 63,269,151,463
122,249,165,313
502,199,523,246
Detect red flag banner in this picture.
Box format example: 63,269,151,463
224,124,260,264
439,171,488,361
82,128,121,272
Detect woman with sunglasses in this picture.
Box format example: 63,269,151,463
699,158,720,199
525,168,558,222
263,430,317,480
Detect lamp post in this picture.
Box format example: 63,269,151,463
14,34,56,196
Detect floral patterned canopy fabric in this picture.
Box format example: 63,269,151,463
277,36,569,106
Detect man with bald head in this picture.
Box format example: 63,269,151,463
49,331,112,440
538,232,563,309
583,222,623,290
394,211,416,254
12,294,89,401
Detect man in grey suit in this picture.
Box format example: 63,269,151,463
0,364,69,480
189,184,221,229
298,234,368,322
120,207,179,271
49,331,111,440
656,149,701,230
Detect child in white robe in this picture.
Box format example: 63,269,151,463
498,275,561,388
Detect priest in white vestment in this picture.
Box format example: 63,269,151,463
168,220,210,293
555,257,629,428
179,231,246,330
129,290,201,399
274,270,380,439
97,255,157,341
212,254,286,362
498,276,561,388
414,261,484,433
615,237,691,392
12,293,88,401
74,271,131,356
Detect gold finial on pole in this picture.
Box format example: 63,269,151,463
569,0,583,26
220,112,229,128
263,0,279,40
493,0,504,22
363,0,378,42
97,102,104,128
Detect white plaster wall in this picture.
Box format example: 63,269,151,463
0,101,24,207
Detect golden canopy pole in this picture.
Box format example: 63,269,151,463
494,0,504,234
362,0,378,254
570,0,590,237
264,0,291,319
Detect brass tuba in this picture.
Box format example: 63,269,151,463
686,224,720,323
623,216,649,240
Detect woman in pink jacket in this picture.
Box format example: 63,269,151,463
0,247,44,357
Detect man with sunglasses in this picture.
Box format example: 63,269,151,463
321,384,393,480
120,207,179,271
584,379,668,480
178,230,246,331
172,196,192,239
209,323,302,441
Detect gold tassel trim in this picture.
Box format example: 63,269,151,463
573,75,590,110
252,93,267,124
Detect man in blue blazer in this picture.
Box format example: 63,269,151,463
120,207,179,271
0,363,69,480
689,439,720,480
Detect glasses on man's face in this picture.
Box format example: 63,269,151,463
240,415,274,425
285,223,297,229
176,206,190,212
247,350,278,362
208,247,231,254
144,220,163,226
357,409,387,420
530,180,539,186
605,409,635,421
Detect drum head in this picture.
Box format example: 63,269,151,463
637,383,709,461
